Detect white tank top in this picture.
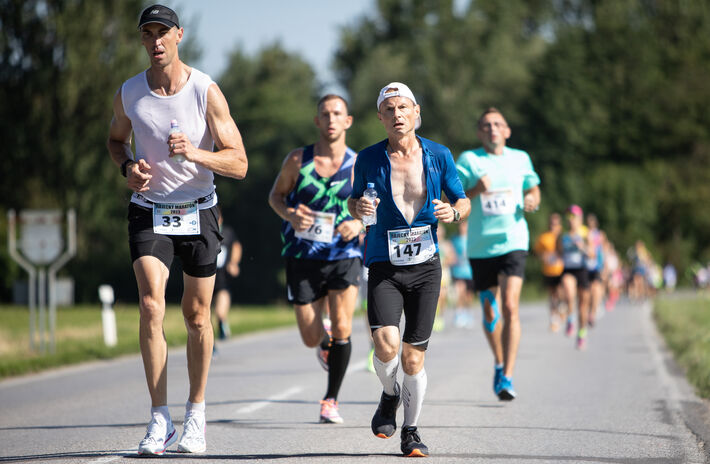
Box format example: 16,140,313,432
122,67,217,208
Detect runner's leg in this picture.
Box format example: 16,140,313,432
294,298,328,348
134,256,170,407
324,285,357,399
481,286,504,365
499,275,523,378
182,273,216,404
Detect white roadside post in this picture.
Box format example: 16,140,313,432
98,285,118,347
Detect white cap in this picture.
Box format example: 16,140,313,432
376,82,421,129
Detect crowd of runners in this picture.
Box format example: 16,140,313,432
107,4,682,458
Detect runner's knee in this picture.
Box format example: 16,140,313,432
401,348,425,375
139,294,165,322
372,327,399,359
480,290,500,333
183,310,211,333
330,319,352,340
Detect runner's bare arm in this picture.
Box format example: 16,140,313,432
107,88,152,192
268,149,314,231
167,83,247,179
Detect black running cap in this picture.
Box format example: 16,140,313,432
138,4,180,30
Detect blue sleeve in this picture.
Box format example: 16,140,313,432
442,148,466,201
352,153,366,199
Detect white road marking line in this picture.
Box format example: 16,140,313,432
86,450,135,463
237,385,304,415
349,358,367,372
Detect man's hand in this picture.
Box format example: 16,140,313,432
168,132,198,163
355,196,379,219
523,192,538,212
289,204,315,232
226,261,240,277
127,159,152,192
337,219,362,241
433,199,456,223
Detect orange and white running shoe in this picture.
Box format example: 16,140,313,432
319,398,344,424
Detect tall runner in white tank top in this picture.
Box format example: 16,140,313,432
107,4,247,456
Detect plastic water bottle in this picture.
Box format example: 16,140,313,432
362,182,377,226
169,119,185,163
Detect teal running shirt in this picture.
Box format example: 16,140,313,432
456,147,540,258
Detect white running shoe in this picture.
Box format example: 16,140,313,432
177,412,206,453
137,413,177,455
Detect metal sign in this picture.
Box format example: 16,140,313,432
8,209,76,353
20,210,64,265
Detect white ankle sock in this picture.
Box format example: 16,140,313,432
402,368,427,427
185,401,205,415
151,405,172,425
373,355,399,396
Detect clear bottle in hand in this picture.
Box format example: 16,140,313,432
362,182,377,226
169,119,185,163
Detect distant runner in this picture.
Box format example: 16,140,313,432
558,205,592,349
456,107,541,400
534,213,564,332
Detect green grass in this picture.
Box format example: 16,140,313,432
653,293,710,399
0,304,295,379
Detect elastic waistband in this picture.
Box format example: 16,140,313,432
134,191,215,204
131,191,216,207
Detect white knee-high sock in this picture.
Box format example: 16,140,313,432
373,355,399,396
402,368,427,427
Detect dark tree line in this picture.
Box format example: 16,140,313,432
2,0,709,303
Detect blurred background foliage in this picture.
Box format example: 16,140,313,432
2,0,709,303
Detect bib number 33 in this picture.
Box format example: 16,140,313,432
152,201,201,235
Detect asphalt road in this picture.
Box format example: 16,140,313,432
1,298,708,463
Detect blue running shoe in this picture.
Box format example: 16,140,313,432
496,375,516,401
493,365,504,395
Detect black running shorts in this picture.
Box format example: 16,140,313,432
285,256,362,305
128,202,223,278
367,254,442,350
563,267,591,289
543,274,562,289
213,267,229,292
587,269,601,282
469,250,527,292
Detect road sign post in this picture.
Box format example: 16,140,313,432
7,209,76,353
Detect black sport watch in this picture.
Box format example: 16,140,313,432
120,159,134,177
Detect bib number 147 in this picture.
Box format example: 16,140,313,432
393,242,421,258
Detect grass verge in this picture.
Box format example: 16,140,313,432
653,293,710,399
0,304,294,379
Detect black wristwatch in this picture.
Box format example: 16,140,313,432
452,207,461,222
120,159,134,177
